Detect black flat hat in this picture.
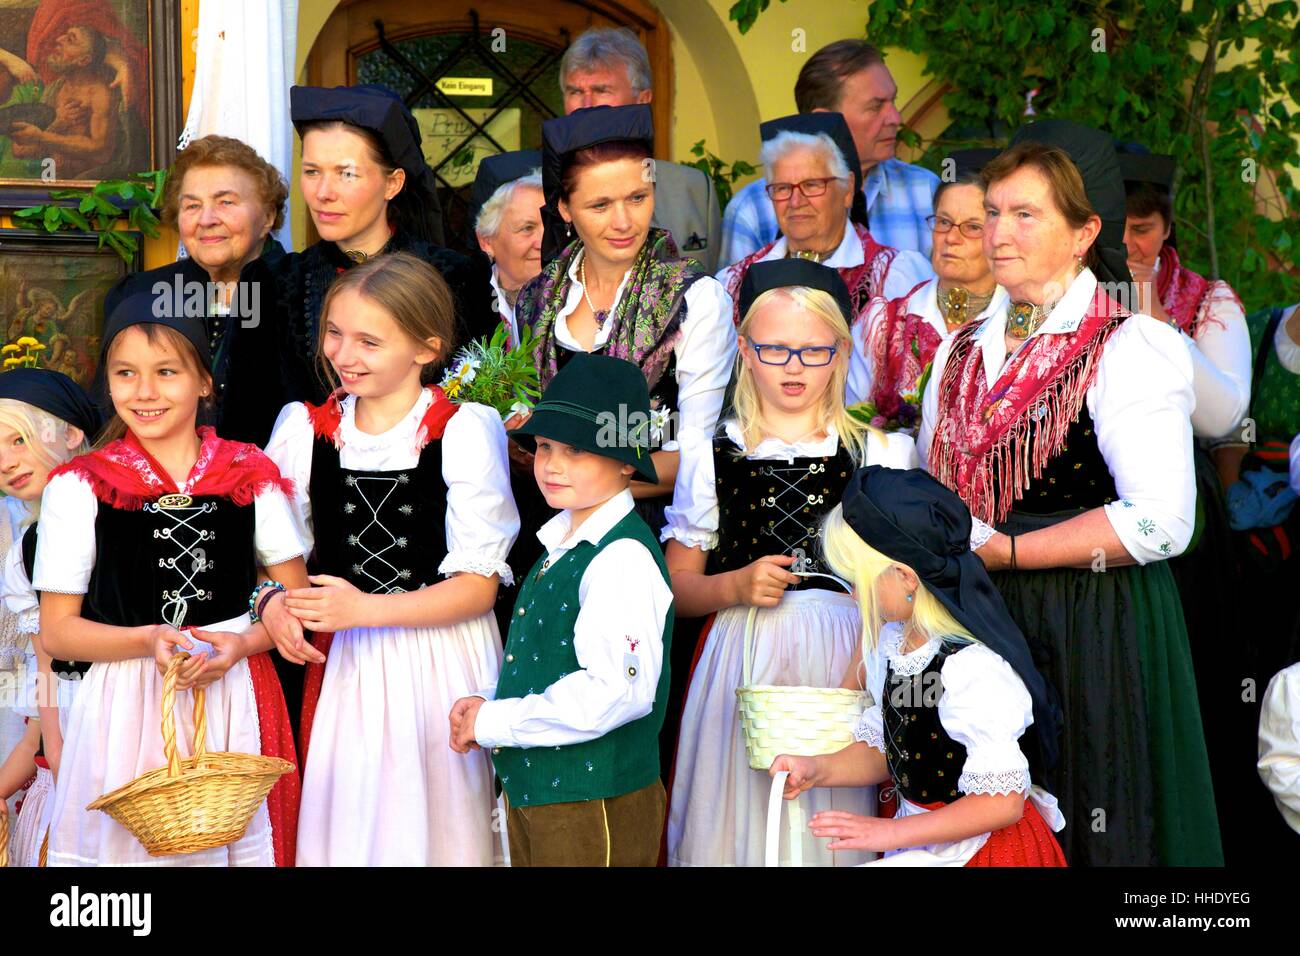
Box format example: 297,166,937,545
540,105,655,261
840,465,1060,774
469,149,543,231
946,147,1001,180
101,291,212,370
511,352,658,483
0,367,101,437
1010,119,1131,288
737,258,853,324
760,112,868,228
1115,145,1176,191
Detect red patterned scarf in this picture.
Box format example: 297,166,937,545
1156,246,1238,336
867,280,941,417
50,427,293,511
721,222,899,326
928,285,1129,524
306,384,458,451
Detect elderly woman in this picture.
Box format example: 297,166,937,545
718,112,931,326
919,121,1222,866
100,134,288,445
474,165,544,346
848,149,1005,426
275,85,491,406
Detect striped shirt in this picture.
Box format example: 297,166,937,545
719,158,940,266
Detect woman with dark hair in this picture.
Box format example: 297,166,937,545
275,85,492,408
100,134,289,446
1118,146,1256,861
516,104,736,515
919,121,1222,866
848,149,1005,428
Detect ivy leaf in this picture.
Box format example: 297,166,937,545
43,206,60,232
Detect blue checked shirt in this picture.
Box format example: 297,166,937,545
719,158,940,266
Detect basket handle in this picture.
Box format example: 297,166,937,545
161,652,208,779
765,772,805,867
741,570,852,687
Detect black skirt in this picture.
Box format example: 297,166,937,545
993,510,1223,866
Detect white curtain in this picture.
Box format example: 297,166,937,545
179,0,299,252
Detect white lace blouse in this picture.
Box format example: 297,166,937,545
264,390,520,586
853,622,1034,798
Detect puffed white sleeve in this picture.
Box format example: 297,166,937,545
1290,433,1300,497
671,276,739,443
853,628,890,752
853,700,886,753
3,531,39,635
1091,316,1197,563
438,402,520,585
253,482,308,569
660,424,720,550
1258,663,1300,835
939,643,1033,796
263,401,316,557
1274,309,1300,375
917,335,956,473
32,472,98,595
848,296,887,405
880,250,934,302
1187,283,1252,440
865,427,918,470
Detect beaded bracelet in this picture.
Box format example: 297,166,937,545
248,580,286,624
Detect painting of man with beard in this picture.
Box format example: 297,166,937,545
0,0,158,183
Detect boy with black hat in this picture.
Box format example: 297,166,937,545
449,352,674,866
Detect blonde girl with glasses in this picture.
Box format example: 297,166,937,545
663,260,916,867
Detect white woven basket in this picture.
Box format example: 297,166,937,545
735,575,868,772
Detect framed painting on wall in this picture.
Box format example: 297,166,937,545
0,0,181,206
0,228,139,387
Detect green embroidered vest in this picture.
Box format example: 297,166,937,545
1246,306,1300,454
492,509,673,807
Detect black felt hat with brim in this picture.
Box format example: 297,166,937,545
511,352,658,484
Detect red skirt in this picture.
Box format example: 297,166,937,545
964,798,1067,867
247,651,302,868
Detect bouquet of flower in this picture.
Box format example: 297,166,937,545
439,324,541,420
2,337,47,371
847,359,933,435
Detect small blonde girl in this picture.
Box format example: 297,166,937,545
771,465,1067,867
664,259,916,867
0,373,96,866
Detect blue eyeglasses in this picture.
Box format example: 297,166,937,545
746,339,839,367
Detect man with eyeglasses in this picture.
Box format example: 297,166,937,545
719,39,939,267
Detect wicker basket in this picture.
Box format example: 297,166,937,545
735,578,868,772
86,653,293,858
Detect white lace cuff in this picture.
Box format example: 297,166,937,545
853,710,886,753
659,525,718,552
958,768,1031,796
969,516,997,552
15,609,38,635
439,552,515,587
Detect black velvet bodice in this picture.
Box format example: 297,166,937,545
307,436,448,594
704,437,856,590
1010,406,1117,515
54,496,258,677
882,640,968,807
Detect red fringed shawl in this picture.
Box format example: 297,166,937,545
305,384,459,449
928,285,1129,525
721,222,899,326
1156,246,1239,337
49,427,293,510
867,280,940,416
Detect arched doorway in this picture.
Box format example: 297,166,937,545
302,0,674,251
